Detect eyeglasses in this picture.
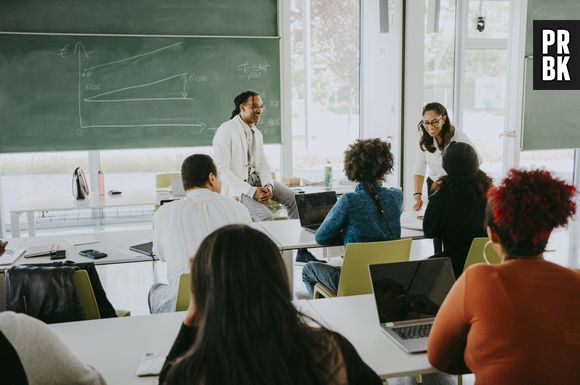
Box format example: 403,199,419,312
421,118,443,127
245,103,265,111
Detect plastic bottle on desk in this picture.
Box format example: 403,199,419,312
98,170,105,196
324,161,333,188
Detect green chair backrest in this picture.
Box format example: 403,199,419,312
72,270,101,320
176,273,191,312
337,238,412,297
156,172,181,189
464,237,502,271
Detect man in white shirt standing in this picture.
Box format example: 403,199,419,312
149,154,251,313
213,91,322,263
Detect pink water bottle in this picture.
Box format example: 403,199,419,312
98,170,105,196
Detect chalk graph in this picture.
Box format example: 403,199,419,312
73,41,205,135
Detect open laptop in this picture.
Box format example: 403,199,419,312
170,175,186,197
369,258,456,353
294,191,337,233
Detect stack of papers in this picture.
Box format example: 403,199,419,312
0,248,26,265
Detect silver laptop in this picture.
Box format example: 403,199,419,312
294,191,337,233
170,175,186,197
369,258,456,353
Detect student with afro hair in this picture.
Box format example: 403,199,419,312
428,168,580,385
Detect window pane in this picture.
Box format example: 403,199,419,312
424,0,456,111
462,49,507,181
100,145,282,190
290,0,360,181
468,0,509,40
0,151,89,228
519,149,575,183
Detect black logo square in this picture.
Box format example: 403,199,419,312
533,20,580,90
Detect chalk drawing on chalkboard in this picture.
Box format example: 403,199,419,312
71,41,205,134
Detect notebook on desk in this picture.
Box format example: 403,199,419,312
129,242,154,257
295,191,337,233
369,258,455,353
0,248,26,265
23,243,59,258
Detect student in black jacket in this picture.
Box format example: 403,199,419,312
423,142,493,278
159,224,381,385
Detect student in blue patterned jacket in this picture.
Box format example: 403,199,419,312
302,138,403,298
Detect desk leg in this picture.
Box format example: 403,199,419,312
282,250,294,295
26,212,36,237
10,213,20,238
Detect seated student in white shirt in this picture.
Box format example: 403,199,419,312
149,154,251,313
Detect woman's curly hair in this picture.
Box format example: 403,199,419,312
486,168,576,257
344,138,394,183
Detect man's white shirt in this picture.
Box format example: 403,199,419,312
212,115,274,198
153,188,251,308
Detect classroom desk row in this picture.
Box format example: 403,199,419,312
49,295,434,385
7,182,362,238
1,216,424,294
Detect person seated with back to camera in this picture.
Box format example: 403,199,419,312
301,138,403,298
1,311,106,385
149,154,251,314
428,169,580,385
423,141,493,278
158,224,382,385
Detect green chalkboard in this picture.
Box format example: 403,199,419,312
525,0,580,56
522,58,580,150
522,0,580,150
0,35,281,153
0,0,277,36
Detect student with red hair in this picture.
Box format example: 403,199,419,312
428,169,580,384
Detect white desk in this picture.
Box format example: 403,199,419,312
49,300,321,385
308,294,435,379
256,219,424,291
1,229,155,269
9,189,164,237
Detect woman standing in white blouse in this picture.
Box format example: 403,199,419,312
413,102,480,211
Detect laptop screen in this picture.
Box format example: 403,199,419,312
295,192,338,227
369,258,456,324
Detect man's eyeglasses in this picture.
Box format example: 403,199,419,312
245,103,265,110
421,118,443,127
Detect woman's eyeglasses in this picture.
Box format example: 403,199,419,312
421,118,443,127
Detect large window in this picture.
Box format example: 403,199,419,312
290,0,360,182
460,0,509,181
424,0,456,110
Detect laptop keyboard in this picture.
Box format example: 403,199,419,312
391,324,432,340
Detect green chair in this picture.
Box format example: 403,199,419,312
313,238,412,299
464,237,502,271
72,270,101,320
72,270,130,319
175,273,191,311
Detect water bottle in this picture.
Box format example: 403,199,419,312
98,170,105,196
324,161,332,188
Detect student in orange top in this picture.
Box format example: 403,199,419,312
428,169,580,385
